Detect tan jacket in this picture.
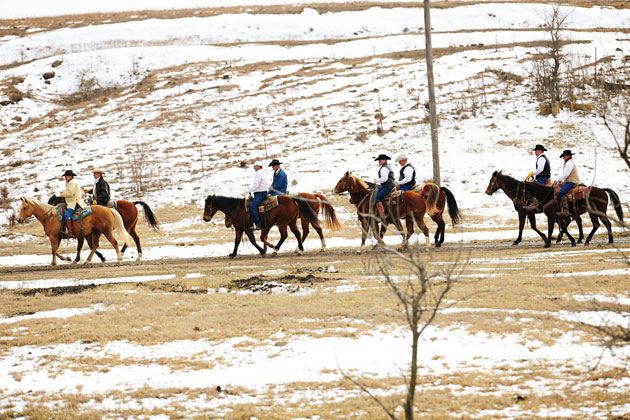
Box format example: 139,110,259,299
564,160,580,184
60,178,87,209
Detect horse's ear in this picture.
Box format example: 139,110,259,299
20,197,25,202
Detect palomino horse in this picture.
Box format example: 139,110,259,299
224,192,342,252
204,194,318,257
333,171,430,251
17,198,133,265
485,171,564,248
554,186,623,245
49,195,159,262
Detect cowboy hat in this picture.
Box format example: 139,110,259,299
253,161,264,168
62,169,77,177
268,159,283,167
532,144,547,152
396,155,408,162
559,149,575,158
91,168,106,174
373,154,391,161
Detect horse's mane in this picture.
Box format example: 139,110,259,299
25,198,54,212
207,195,244,210
351,175,370,190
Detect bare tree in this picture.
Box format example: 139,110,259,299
129,141,148,196
603,111,630,172
345,243,465,419
423,0,441,184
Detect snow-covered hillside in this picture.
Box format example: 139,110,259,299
0,2,628,230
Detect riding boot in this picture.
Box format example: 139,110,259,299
66,220,74,238
561,196,570,218
376,202,386,221
61,219,67,238
524,198,539,213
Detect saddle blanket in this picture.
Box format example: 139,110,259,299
57,205,93,222
568,185,590,201
258,195,279,213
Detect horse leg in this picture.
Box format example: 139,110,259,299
514,210,525,245
405,216,414,248
104,229,123,262
584,213,600,245
543,209,555,248
289,220,304,254
527,213,547,243
85,233,100,263
601,216,613,244
311,220,326,252
230,229,243,258
558,215,576,247
414,214,430,247
260,227,273,254
244,228,265,255
273,224,289,253
359,217,369,254
430,214,444,247
49,235,61,266
74,236,84,263
575,214,584,244
379,224,387,239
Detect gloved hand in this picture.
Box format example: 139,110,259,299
527,171,534,178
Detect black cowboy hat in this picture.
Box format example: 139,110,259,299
268,159,283,167
373,154,391,161
532,144,548,152
559,149,575,158
62,169,77,177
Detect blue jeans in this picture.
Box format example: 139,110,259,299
535,177,549,185
400,184,414,191
372,184,394,206
558,182,574,198
250,191,268,227
64,204,79,221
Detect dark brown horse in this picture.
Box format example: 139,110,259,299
204,194,318,257
333,171,429,251
486,171,563,248
555,186,623,244
49,195,159,262
18,198,133,265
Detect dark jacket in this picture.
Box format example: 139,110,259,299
536,154,551,181
88,177,110,206
269,169,288,196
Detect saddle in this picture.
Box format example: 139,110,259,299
259,196,279,213
553,183,590,201
56,204,94,222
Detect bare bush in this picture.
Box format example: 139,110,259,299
59,70,121,106
129,142,148,196
0,186,9,209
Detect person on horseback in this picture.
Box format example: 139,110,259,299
59,169,87,237
372,154,395,220
555,149,580,217
396,155,416,191
528,144,551,185
249,161,270,230
268,159,288,196
86,168,110,206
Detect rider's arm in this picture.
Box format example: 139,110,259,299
534,157,545,176
557,160,574,182
374,167,390,185
399,166,413,184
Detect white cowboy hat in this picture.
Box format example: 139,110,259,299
91,168,106,174
396,155,408,162
253,161,264,167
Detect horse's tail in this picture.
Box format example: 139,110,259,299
294,196,318,227
603,188,624,222
423,182,440,215
110,208,134,247
441,187,461,225
315,193,342,231
134,201,160,230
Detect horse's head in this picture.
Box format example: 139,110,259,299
485,171,502,196
17,197,35,223
203,195,218,222
333,171,352,194
48,194,64,206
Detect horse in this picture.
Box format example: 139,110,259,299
204,194,318,257
485,170,567,248
333,171,429,251
554,186,623,245
17,198,133,265
411,182,461,246
486,170,553,246
49,195,159,262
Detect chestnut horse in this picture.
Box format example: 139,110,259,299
204,194,318,257
294,192,342,251
49,195,159,262
333,171,429,251
17,198,133,265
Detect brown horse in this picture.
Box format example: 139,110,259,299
49,195,159,262
333,171,429,251
17,198,133,265
204,194,318,257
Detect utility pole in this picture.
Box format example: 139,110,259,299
423,0,440,185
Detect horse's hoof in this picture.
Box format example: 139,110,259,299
228,253,236,258
584,241,591,246
435,243,442,248
71,260,78,265
64,257,71,262
571,243,576,247
512,241,520,246
544,244,551,248
319,248,325,253
84,260,91,265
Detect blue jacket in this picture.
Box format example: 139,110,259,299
269,169,288,196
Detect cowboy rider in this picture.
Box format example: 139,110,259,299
249,161,270,230
528,144,551,185
372,154,395,220
86,168,110,206
59,169,87,237
396,155,416,191
268,159,288,196
555,149,580,216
